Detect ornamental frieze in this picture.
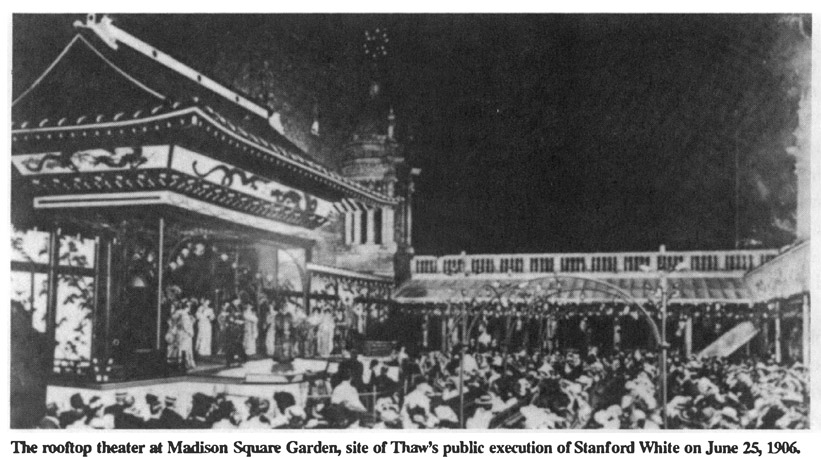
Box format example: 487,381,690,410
12,145,170,175
171,146,333,218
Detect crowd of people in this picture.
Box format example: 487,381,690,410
40,340,808,429
163,286,338,369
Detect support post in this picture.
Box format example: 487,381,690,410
352,211,362,245
155,217,165,350
684,316,693,358
774,301,782,364
366,208,376,245
659,274,669,430
546,316,554,353
104,238,114,367
422,314,429,349
45,226,61,372
459,300,466,429
91,236,101,363
344,212,353,245
442,304,450,353
382,207,395,246
801,293,810,365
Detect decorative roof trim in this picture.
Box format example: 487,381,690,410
12,34,166,107
12,106,400,206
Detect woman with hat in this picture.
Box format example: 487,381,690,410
241,397,271,429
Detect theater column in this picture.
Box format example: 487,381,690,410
155,217,165,350
382,207,394,245
343,212,353,245
366,208,376,244
684,316,693,358
352,210,363,245
44,226,62,373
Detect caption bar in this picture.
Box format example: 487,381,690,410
10,439,803,457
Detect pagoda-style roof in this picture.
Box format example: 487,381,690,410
12,17,399,208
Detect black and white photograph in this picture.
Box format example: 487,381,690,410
8,13,812,430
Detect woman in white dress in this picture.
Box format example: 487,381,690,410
317,308,336,357
195,300,216,357
264,303,277,357
177,303,196,370
242,303,259,356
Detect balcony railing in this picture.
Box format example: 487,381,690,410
412,249,779,277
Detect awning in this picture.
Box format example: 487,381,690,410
393,275,753,305
698,321,759,359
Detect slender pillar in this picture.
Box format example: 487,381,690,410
382,207,395,245
45,227,61,369
405,190,413,247
761,314,770,357
344,212,353,245
91,236,101,363
422,314,429,348
155,217,165,350
774,301,782,364
441,306,448,353
546,316,554,353
801,293,810,365
303,249,312,314
684,317,693,358
352,211,362,245
459,300,467,428
366,208,376,245
104,238,114,366
660,274,669,430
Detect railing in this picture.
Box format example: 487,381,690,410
412,249,779,277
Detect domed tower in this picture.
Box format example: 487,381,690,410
335,80,418,280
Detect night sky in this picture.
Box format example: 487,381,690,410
12,14,803,255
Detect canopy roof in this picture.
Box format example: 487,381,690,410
393,274,753,305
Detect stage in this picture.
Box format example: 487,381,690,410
46,356,399,419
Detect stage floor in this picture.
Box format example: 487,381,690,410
46,355,399,417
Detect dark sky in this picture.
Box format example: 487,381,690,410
12,14,803,255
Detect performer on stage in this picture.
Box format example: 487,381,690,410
195,300,216,357
265,302,278,357
165,313,179,362
216,302,231,356
243,303,259,356
318,308,336,357
292,305,308,357
274,305,294,362
224,304,247,367
178,302,196,370
307,307,323,357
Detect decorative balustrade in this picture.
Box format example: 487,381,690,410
412,249,779,277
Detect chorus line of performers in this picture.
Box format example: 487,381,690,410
164,287,337,369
